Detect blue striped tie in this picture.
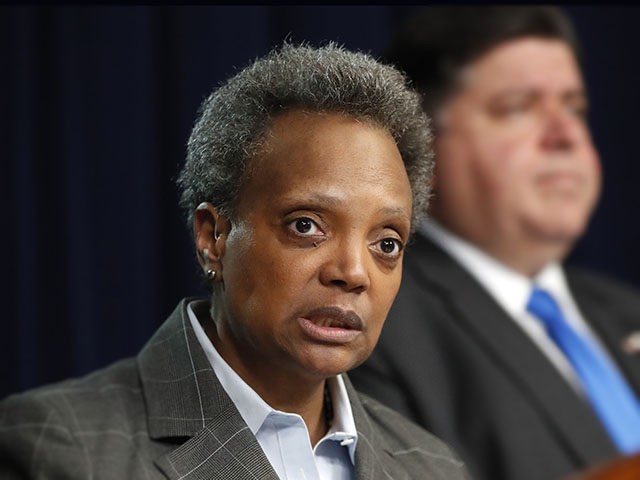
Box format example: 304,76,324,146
527,287,640,454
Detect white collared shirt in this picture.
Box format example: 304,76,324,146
421,219,620,394
187,302,358,480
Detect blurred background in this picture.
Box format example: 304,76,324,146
2,6,639,398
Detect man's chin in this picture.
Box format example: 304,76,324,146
537,222,586,248
524,213,587,246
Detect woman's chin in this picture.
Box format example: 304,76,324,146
294,345,370,379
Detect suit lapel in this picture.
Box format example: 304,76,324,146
137,299,278,480
409,235,617,464
153,402,277,480
345,376,410,480
567,272,640,397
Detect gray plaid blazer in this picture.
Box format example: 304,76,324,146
0,299,468,479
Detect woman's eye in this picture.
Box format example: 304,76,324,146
288,217,322,236
376,238,403,256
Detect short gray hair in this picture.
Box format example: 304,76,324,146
177,42,433,231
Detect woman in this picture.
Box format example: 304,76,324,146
0,43,468,479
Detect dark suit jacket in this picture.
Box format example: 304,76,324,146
0,298,469,479
350,233,640,480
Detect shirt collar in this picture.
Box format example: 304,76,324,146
420,219,568,316
420,219,603,393
535,261,570,298
186,301,358,461
533,261,589,333
420,219,530,317
324,375,358,462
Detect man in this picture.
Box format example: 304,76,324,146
350,6,640,480
0,43,468,479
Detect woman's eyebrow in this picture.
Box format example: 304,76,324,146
280,195,410,220
280,193,344,208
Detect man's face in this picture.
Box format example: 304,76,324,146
211,110,413,386
431,38,601,273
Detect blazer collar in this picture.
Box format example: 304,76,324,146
137,298,278,479
407,234,618,464
137,298,419,479
344,374,414,480
564,270,640,397
345,374,379,479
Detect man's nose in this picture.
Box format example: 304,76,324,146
540,102,586,151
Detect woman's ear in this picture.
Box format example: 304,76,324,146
193,202,231,281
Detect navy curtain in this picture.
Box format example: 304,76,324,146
2,6,639,398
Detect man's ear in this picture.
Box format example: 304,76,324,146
431,137,443,194
193,202,231,280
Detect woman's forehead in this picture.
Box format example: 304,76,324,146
236,110,412,219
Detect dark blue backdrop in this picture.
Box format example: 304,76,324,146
2,6,640,399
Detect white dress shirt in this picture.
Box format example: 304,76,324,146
187,302,358,480
421,219,621,395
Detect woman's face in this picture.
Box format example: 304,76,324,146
204,110,413,384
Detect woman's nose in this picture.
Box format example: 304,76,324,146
319,239,371,294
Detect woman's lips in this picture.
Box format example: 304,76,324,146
298,306,363,343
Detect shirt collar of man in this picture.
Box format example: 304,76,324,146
420,218,602,352
420,218,582,324
186,301,358,464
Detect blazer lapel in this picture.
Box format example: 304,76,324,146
153,403,277,480
137,299,278,480
410,235,617,464
344,376,411,480
567,272,640,397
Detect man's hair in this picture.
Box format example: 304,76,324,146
177,42,433,232
383,6,580,117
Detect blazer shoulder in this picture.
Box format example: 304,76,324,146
0,357,145,478
567,266,640,309
357,392,469,478
1,357,142,424
0,386,82,478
